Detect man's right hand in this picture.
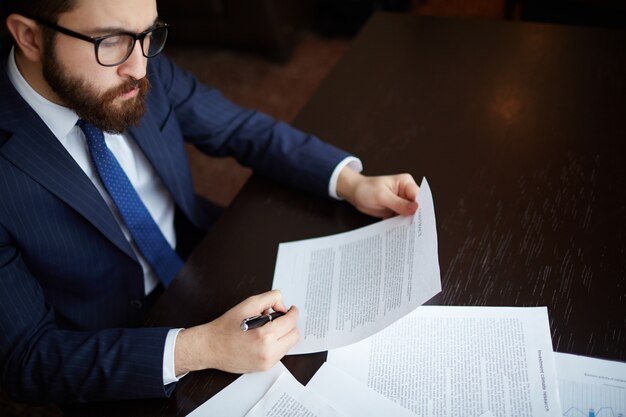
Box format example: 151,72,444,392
174,290,299,376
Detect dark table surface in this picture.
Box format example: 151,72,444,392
80,12,626,416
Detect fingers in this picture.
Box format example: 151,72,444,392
352,173,420,218
382,174,419,216
241,291,299,342
199,291,299,373
256,305,299,340
246,289,288,314
273,326,300,358
398,174,420,202
377,188,418,216
245,306,300,371
249,325,300,372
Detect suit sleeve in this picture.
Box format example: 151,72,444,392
0,224,173,404
149,55,352,198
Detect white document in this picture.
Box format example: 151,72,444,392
245,371,346,417
307,362,417,417
186,362,287,417
272,178,441,354
555,352,626,417
328,306,562,417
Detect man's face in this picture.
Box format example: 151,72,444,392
42,0,158,133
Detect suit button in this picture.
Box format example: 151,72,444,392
130,299,143,309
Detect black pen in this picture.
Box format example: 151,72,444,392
240,311,286,331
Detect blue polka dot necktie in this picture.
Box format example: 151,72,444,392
78,120,183,287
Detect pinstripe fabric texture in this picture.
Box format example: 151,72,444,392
0,54,350,404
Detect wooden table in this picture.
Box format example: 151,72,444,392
80,12,626,416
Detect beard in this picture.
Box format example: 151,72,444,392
41,43,150,134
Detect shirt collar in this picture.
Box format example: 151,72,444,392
6,47,79,139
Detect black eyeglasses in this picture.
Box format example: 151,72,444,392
29,16,170,67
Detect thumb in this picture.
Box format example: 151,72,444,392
379,191,418,216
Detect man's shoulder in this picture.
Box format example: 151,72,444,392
145,53,179,95
145,53,204,109
147,53,177,79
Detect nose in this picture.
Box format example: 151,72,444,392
117,40,147,80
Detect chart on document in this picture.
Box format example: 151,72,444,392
555,353,626,417
560,380,625,417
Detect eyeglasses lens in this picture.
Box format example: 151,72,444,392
98,35,135,66
96,26,168,66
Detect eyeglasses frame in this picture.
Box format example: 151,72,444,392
27,15,170,67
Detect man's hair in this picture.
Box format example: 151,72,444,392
2,0,77,49
3,0,76,23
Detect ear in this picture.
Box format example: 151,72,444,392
5,14,45,62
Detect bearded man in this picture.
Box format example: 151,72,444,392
0,0,419,405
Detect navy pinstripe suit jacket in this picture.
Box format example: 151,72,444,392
0,54,349,404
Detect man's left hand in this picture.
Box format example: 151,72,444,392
336,167,419,218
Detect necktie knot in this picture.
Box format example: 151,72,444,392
77,119,102,140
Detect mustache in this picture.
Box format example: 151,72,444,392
103,77,150,102
124,78,140,92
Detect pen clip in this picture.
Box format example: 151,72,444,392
240,314,262,331
241,314,262,325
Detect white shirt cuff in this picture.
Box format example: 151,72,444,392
163,328,187,385
329,157,363,200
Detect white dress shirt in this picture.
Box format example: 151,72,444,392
6,48,361,386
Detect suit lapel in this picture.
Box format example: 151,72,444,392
0,70,136,261
128,105,196,221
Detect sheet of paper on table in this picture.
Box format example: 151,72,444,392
244,371,345,417
306,362,417,417
186,362,286,417
554,352,626,417
272,177,441,354
242,361,421,417
187,349,436,417
328,306,562,417
187,360,422,417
